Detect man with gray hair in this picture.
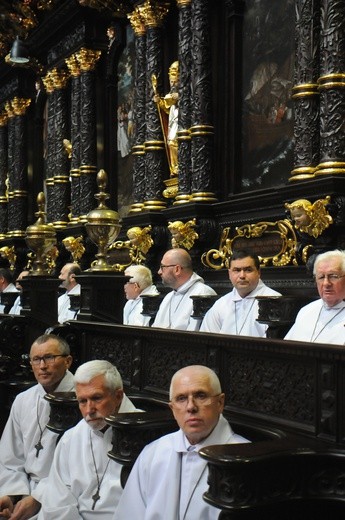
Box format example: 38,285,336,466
123,265,159,326
115,365,249,520
0,334,73,520
285,249,345,344
38,360,141,519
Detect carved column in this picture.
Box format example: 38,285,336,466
5,97,31,237
290,0,320,181
128,9,147,213
0,112,8,238
174,0,192,205
51,68,70,229
190,0,217,202
42,71,56,223
141,1,169,211
66,55,82,224
316,0,345,176
76,48,101,222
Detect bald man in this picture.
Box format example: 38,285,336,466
152,249,216,331
115,365,249,520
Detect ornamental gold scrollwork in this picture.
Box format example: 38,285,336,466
168,219,198,250
202,220,298,269
62,236,85,263
285,196,333,238
0,246,16,270
109,225,153,271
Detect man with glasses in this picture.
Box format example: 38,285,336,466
285,250,345,344
152,248,216,331
115,365,249,520
200,249,281,336
123,265,159,326
0,334,73,519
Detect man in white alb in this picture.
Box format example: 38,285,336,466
57,263,81,323
152,248,216,331
285,249,345,344
123,265,159,326
114,365,249,520
9,269,30,315
0,334,74,520
0,268,18,314
38,360,141,520
200,249,281,336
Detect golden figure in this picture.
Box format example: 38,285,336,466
0,246,16,271
62,236,85,263
63,139,72,159
285,197,333,238
168,219,198,250
110,226,153,271
44,245,59,274
152,61,179,176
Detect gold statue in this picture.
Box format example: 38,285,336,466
63,139,72,159
62,236,85,263
44,245,59,274
168,219,198,250
0,246,16,271
152,61,179,176
110,225,153,270
285,197,333,238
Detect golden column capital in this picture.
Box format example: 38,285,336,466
42,70,55,93
128,8,146,36
7,97,31,116
139,0,170,28
65,54,82,77
76,48,101,72
0,112,8,126
176,0,191,7
50,68,69,90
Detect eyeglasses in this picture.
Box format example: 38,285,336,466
30,354,68,366
159,264,178,270
170,392,221,409
315,274,345,282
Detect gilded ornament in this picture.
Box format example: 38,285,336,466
285,197,333,238
62,236,85,263
168,219,198,250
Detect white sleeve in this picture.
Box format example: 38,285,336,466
38,436,82,520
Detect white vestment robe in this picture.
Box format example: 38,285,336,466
284,299,345,344
114,414,249,520
0,283,19,314
123,284,159,326
200,280,281,336
58,284,81,323
0,371,74,518
38,394,139,520
152,273,217,331
9,294,22,315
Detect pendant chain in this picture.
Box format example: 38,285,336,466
90,429,110,510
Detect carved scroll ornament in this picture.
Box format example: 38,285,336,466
109,225,154,271
201,220,298,270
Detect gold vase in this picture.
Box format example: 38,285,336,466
85,169,121,271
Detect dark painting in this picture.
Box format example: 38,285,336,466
242,0,295,190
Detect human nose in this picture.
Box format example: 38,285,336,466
186,395,198,411
84,400,96,415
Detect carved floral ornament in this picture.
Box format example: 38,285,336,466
201,220,299,270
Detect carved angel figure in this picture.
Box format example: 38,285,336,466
127,226,153,255
168,219,198,250
62,236,85,263
285,197,333,238
0,246,16,270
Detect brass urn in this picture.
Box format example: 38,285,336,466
25,192,57,276
86,169,121,271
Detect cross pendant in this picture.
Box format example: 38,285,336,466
35,441,43,458
92,491,100,510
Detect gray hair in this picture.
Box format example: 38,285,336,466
74,360,123,392
313,250,345,275
169,365,221,399
124,265,153,289
31,334,70,355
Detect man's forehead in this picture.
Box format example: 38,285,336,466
316,259,342,272
31,339,60,353
173,373,211,392
230,257,256,267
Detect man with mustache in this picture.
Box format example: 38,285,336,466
38,360,140,519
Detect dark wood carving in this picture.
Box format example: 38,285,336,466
44,391,81,435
